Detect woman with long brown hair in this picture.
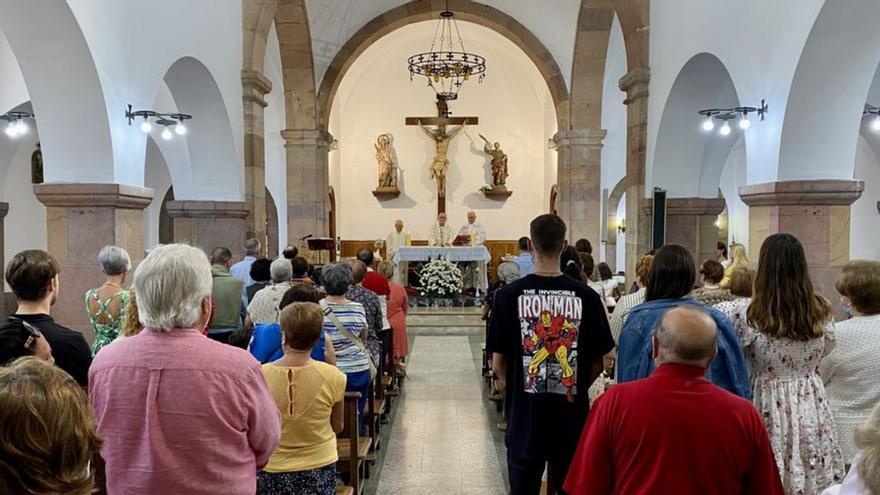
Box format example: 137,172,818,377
733,233,845,493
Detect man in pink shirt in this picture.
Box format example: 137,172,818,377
89,244,281,495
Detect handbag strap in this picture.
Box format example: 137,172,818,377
324,306,370,356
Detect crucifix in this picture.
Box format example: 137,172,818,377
406,98,479,214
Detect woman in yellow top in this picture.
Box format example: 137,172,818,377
720,243,750,289
258,302,346,495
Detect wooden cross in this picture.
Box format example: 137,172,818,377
406,98,479,214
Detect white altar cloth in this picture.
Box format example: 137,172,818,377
392,246,491,292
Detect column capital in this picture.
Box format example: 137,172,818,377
552,128,606,148
166,200,250,219
281,129,334,149
242,70,272,108
619,66,650,103
0,202,7,219
739,179,864,207
666,197,726,216
34,183,153,209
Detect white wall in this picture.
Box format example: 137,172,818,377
0,31,28,116
649,0,825,190
852,135,880,261
329,21,556,241
2,132,48,291
599,15,627,261
143,137,172,250
66,0,243,195
264,23,288,253
719,137,749,249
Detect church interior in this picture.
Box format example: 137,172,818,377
1,1,880,494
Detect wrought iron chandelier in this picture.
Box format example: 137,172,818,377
407,1,486,101
698,99,768,136
1,111,34,138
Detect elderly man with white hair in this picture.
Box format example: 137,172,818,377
89,243,281,495
247,258,294,324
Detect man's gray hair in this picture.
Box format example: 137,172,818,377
497,261,520,284
270,258,293,283
322,262,353,296
98,245,131,276
244,238,262,256
134,244,212,331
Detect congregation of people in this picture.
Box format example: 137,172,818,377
1,213,880,495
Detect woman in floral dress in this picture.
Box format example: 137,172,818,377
732,233,845,494
85,246,131,355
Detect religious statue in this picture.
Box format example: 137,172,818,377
418,118,468,199
372,133,400,199
479,134,508,187
31,142,43,185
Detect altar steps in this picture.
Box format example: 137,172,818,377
406,308,485,335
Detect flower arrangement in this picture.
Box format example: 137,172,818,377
419,258,463,298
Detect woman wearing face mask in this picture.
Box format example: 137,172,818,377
820,260,880,466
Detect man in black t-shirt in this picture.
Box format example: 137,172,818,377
487,214,614,495
5,250,92,386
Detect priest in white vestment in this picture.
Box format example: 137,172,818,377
386,219,410,284
458,211,487,245
429,212,454,247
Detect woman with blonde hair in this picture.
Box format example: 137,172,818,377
822,401,880,495
733,233,845,493
720,243,749,288
0,356,102,495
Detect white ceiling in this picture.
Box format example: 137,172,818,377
304,0,580,89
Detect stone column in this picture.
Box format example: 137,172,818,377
619,67,651,283
740,179,864,301
664,198,725,269
553,128,606,245
33,183,153,339
242,70,272,249
165,201,250,258
282,129,333,245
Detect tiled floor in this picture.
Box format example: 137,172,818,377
366,335,509,495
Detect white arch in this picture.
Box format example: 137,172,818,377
778,0,880,180
161,56,241,200
651,52,741,198
0,0,115,182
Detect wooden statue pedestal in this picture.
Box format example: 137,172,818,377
481,186,513,199
372,187,401,199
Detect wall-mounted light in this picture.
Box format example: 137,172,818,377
616,218,626,234
1,111,34,138
126,105,192,140
864,105,880,132
698,99,768,137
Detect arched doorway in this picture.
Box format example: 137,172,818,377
265,187,279,258
549,185,558,215
158,186,174,245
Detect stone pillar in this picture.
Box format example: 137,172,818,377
242,70,272,249
0,202,8,318
165,201,250,258
664,198,725,269
740,179,864,301
34,183,153,339
553,128,606,245
282,129,333,244
619,67,651,283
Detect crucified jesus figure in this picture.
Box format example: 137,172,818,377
418,119,468,199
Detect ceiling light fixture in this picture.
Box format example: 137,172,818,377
864,105,880,132
407,0,486,101
125,105,192,140
698,99,768,136
1,111,35,139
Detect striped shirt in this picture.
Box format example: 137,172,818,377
610,287,646,342
320,300,371,374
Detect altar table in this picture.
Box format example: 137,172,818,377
392,246,491,292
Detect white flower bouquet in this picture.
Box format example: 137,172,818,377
419,258,463,299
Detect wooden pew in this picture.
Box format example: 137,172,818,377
337,392,371,495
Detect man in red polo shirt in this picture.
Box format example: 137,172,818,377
564,305,784,495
